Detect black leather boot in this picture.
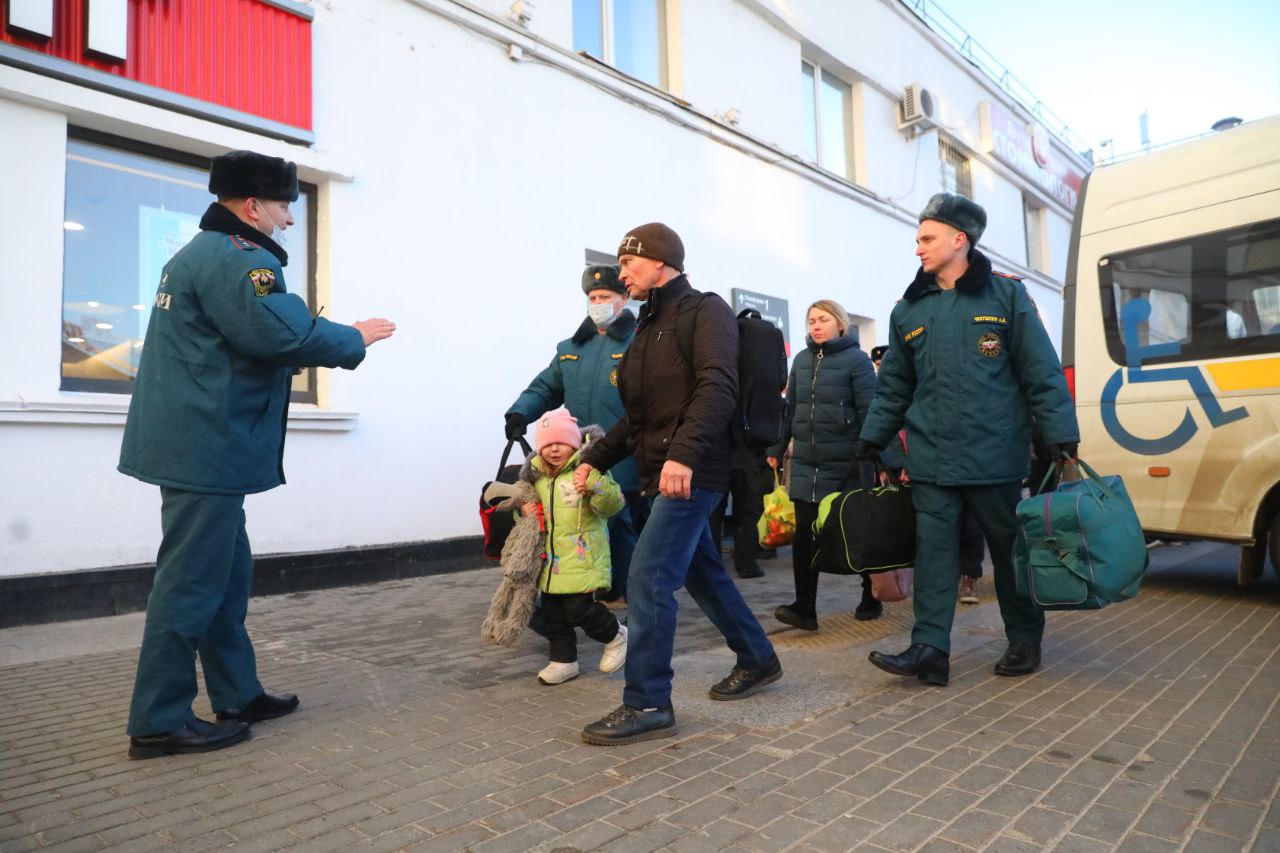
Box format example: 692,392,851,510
855,576,882,620
128,718,250,759
215,692,300,723
774,604,818,631
868,643,949,686
994,642,1041,676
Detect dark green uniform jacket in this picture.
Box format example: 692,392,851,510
119,203,367,495
860,249,1078,486
507,311,638,492
770,331,878,503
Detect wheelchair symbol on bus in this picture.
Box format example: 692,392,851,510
1100,298,1249,455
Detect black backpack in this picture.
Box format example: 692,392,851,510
676,296,788,450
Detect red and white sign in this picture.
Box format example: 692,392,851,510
1,0,312,136
981,101,1084,209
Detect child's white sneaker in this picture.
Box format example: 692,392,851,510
599,625,628,673
538,661,579,685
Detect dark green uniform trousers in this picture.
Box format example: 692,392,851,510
910,481,1043,654
126,489,263,736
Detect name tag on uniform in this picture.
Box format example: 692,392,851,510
972,315,1008,325
559,354,579,361
903,326,925,342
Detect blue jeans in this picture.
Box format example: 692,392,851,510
623,488,776,709
605,491,648,600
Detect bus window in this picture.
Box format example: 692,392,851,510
1101,217,1280,367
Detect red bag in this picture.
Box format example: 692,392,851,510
479,438,531,560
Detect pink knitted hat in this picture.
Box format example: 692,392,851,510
534,409,582,453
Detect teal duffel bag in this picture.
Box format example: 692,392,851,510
1014,458,1149,610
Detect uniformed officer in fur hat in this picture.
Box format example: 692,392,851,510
855,192,1078,687
118,150,397,758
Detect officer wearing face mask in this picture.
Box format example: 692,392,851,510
118,150,396,759
505,266,643,603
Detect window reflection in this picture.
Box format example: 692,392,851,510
61,135,315,401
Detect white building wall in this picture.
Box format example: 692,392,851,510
0,0,1087,577
680,0,800,151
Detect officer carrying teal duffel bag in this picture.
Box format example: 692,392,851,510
1014,457,1149,610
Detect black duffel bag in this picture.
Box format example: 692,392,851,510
811,482,915,575
479,437,532,560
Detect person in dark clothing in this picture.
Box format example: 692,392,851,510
768,300,880,631
575,222,781,746
708,444,771,578
958,510,984,604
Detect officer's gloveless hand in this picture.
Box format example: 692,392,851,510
1049,443,1079,461
505,413,527,441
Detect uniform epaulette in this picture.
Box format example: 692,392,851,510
228,235,260,251
992,270,1023,282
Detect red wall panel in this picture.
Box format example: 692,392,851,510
1,0,311,130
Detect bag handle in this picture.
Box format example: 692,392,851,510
496,436,533,479
1052,456,1123,504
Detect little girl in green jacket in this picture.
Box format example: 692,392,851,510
521,409,627,686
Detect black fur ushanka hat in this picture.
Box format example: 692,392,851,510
208,150,299,202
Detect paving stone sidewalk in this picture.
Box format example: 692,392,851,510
1,541,1278,852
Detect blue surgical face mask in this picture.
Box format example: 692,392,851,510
256,201,287,246
588,300,620,327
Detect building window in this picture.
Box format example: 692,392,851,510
573,0,666,89
800,60,853,179
1099,217,1280,367
1023,196,1048,273
61,131,317,402
939,138,972,197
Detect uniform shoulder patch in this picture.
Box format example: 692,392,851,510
229,235,260,251
248,268,276,296
559,353,579,361
610,352,625,359
991,270,1023,282
903,325,925,342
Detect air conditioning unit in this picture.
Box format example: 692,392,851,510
898,83,936,134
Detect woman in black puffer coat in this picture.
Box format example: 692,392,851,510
768,299,881,630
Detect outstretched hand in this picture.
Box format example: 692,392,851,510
353,318,396,346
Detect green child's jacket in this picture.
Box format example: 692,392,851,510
523,440,624,595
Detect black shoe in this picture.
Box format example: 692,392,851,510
774,604,818,631
709,656,783,701
854,595,883,621
868,643,949,686
215,692,300,723
582,705,677,745
736,561,765,579
128,717,250,760
994,642,1041,677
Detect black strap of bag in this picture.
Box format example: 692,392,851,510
496,437,533,481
